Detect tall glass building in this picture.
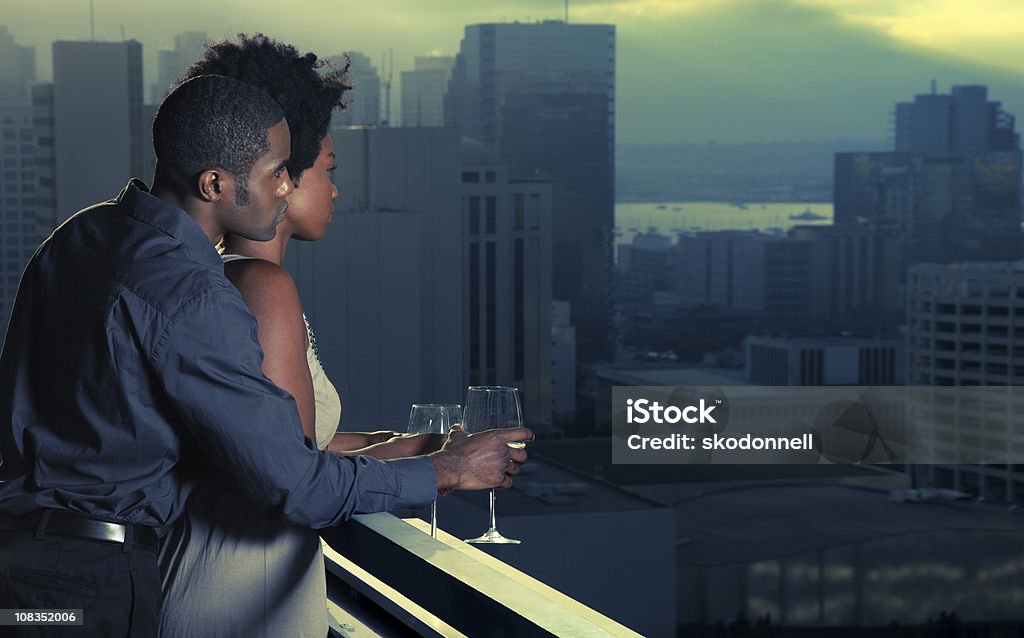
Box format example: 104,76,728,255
446,21,616,363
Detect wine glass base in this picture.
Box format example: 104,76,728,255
465,528,521,545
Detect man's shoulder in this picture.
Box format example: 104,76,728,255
54,198,235,318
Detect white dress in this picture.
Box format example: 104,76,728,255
158,256,342,638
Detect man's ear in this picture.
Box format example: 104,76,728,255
196,169,228,203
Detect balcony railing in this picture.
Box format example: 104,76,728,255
321,512,642,637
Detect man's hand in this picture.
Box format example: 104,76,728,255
429,427,534,493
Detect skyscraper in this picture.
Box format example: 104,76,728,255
400,54,454,127
895,84,1018,153
0,26,35,107
329,52,380,127
906,262,1024,501
834,151,1021,265
36,40,144,226
460,139,553,426
149,32,207,103
0,107,38,340
446,21,616,363
0,27,38,339
835,85,1022,268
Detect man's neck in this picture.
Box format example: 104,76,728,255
150,179,223,245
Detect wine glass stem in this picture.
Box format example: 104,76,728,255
488,488,497,531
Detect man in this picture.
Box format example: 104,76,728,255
0,75,530,636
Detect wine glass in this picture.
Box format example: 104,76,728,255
462,386,523,545
407,403,461,538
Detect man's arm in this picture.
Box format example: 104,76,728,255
153,289,438,528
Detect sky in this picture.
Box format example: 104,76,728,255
4,0,1024,144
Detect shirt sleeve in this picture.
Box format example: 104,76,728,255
152,288,437,528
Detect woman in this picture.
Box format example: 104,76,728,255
158,35,442,637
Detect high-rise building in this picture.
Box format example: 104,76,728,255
400,55,454,127
617,232,674,307
460,139,553,426
0,106,39,340
0,26,35,107
834,150,1021,265
906,262,1024,501
0,27,37,339
790,224,903,327
446,21,616,363
149,32,207,103
895,84,1018,153
674,231,813,317
284,127,464,428
835,85,1022,269
329,52,380,127
36,40,144,226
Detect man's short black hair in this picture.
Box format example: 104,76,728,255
182,34,350,182
152,74,285,204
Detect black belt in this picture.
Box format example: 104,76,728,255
0,510,158,552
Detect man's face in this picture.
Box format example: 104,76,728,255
224,118,292,241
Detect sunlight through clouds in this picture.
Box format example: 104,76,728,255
801,0,1024,73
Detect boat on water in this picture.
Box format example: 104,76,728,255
789,207,828,221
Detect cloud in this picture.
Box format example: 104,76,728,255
4,0,1024,143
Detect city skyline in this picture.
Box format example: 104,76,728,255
3,1,1024,143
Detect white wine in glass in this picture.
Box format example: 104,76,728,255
407,403,462,539
462,386,523,545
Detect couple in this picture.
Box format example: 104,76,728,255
0,35,531,637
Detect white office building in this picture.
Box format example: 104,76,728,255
906,262,1024,501
460,139,553,427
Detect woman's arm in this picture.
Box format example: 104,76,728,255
226,259,448,460
225,259,317,442
329,432,447,460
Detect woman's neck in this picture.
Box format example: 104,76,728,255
223,231,290,266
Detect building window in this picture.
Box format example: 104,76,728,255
468,196,480,235
485,196,496,234
469,242,480,375
514,194,524,231
461,171,480,183
515,238,524,380
486,241,496,384
485,171,496,183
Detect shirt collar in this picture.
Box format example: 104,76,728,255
117,179,224,270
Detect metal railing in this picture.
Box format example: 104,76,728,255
321,513,643,638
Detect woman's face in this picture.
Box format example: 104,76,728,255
287,135,338,241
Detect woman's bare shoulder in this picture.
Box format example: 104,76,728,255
223,258,302,322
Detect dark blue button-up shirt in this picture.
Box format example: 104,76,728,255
0,180,436,535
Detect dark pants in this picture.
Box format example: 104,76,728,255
0,530,159,637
